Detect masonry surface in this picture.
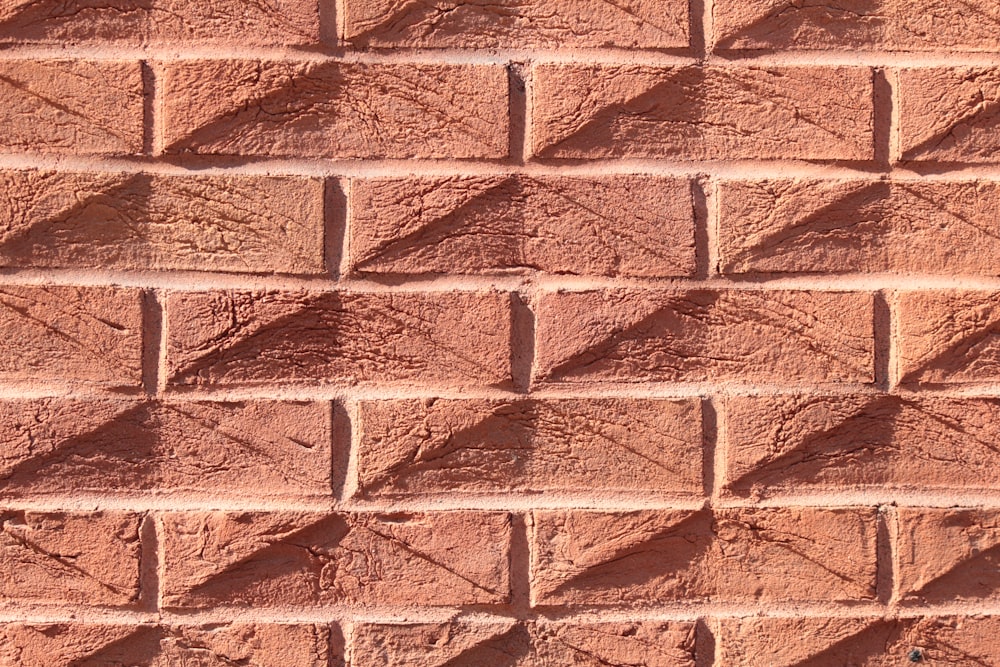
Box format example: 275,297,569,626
1,1,1000,665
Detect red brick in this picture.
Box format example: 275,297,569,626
533,289,874,385
0,170,325,274
724,395,1000,498
530,507,877,606
343,0,688,48
718,179,1000,275
0,60,142,155
716,616,1000,666
713,0,1000,51
351,620,696,666
896,290,1000,386
0,622,334,666
0,399,332,498
0,0,318,45
896,508,1000,604
356,398,703,497
160,60,508,159
160,511,511,608
164,289,512,388
350,175,695,278
898,68,1000,163
0,285,143,387
0,511,141,607
530,64,873,160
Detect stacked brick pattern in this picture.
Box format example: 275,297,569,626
1,1,1000,665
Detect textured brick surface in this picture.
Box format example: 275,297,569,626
0,286,143,387
164,290,513,387
160,61,509,159
719,179,1000,275
352,620,697,666
531,65,874,160
343,0,689,48
356,398,703,496
1,1,997,662
534,289,874,385
530,507,877,606
350,175,696,277
0,170,326,274
0,622,333,666
0,399,332,498
0,0,319,45
161,511,512,608
0,60,143,155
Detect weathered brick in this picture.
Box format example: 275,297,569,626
533,289,874,385
160,60,509,159
160,511,511,608
343,0,688,48
897,508,1000,604
0,0,319,45
350,175,695,278
0,60,142,155
713,0,1000,51
0,511,141,607
898,68,1000,163
0,285,143,387
0,170,326,274
164,290,512,388
896,290,1000,386
718,179,1000,275
0,399,332,498
530,507,877,606
716,616,1000,666
724,395,1000,498
356,398,703,497
351,620,696,666
531,64,873,160
0,623,334,666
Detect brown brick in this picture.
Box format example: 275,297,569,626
530,507,877,606
350,175,695,278
897,508,1000,604
0,0,318,45
718,179,1000,275
531,64,873,160
164,290,512,388
356,398,703,497
160,60,509,159
0,511,141,607
351,621,696,666
896,290,1000,386
713,0,1000,51
716,616,1000,666
724,395,1000,498
343,0,688,48
0,399,332,498
0,60,142,155
898,68,1000,163
160,511,511,608
0,623,334,666
0,285,143,387
533,289,874,385
0,170,325,274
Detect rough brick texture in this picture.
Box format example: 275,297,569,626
0,1,996,663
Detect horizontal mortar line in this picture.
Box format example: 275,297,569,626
8,268,1000,293
7,383,1000,402
11,153,1000,180
8,601,1000,626
10,491,1000,513
5,44,1000,67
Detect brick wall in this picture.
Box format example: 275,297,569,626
0,1,997,665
